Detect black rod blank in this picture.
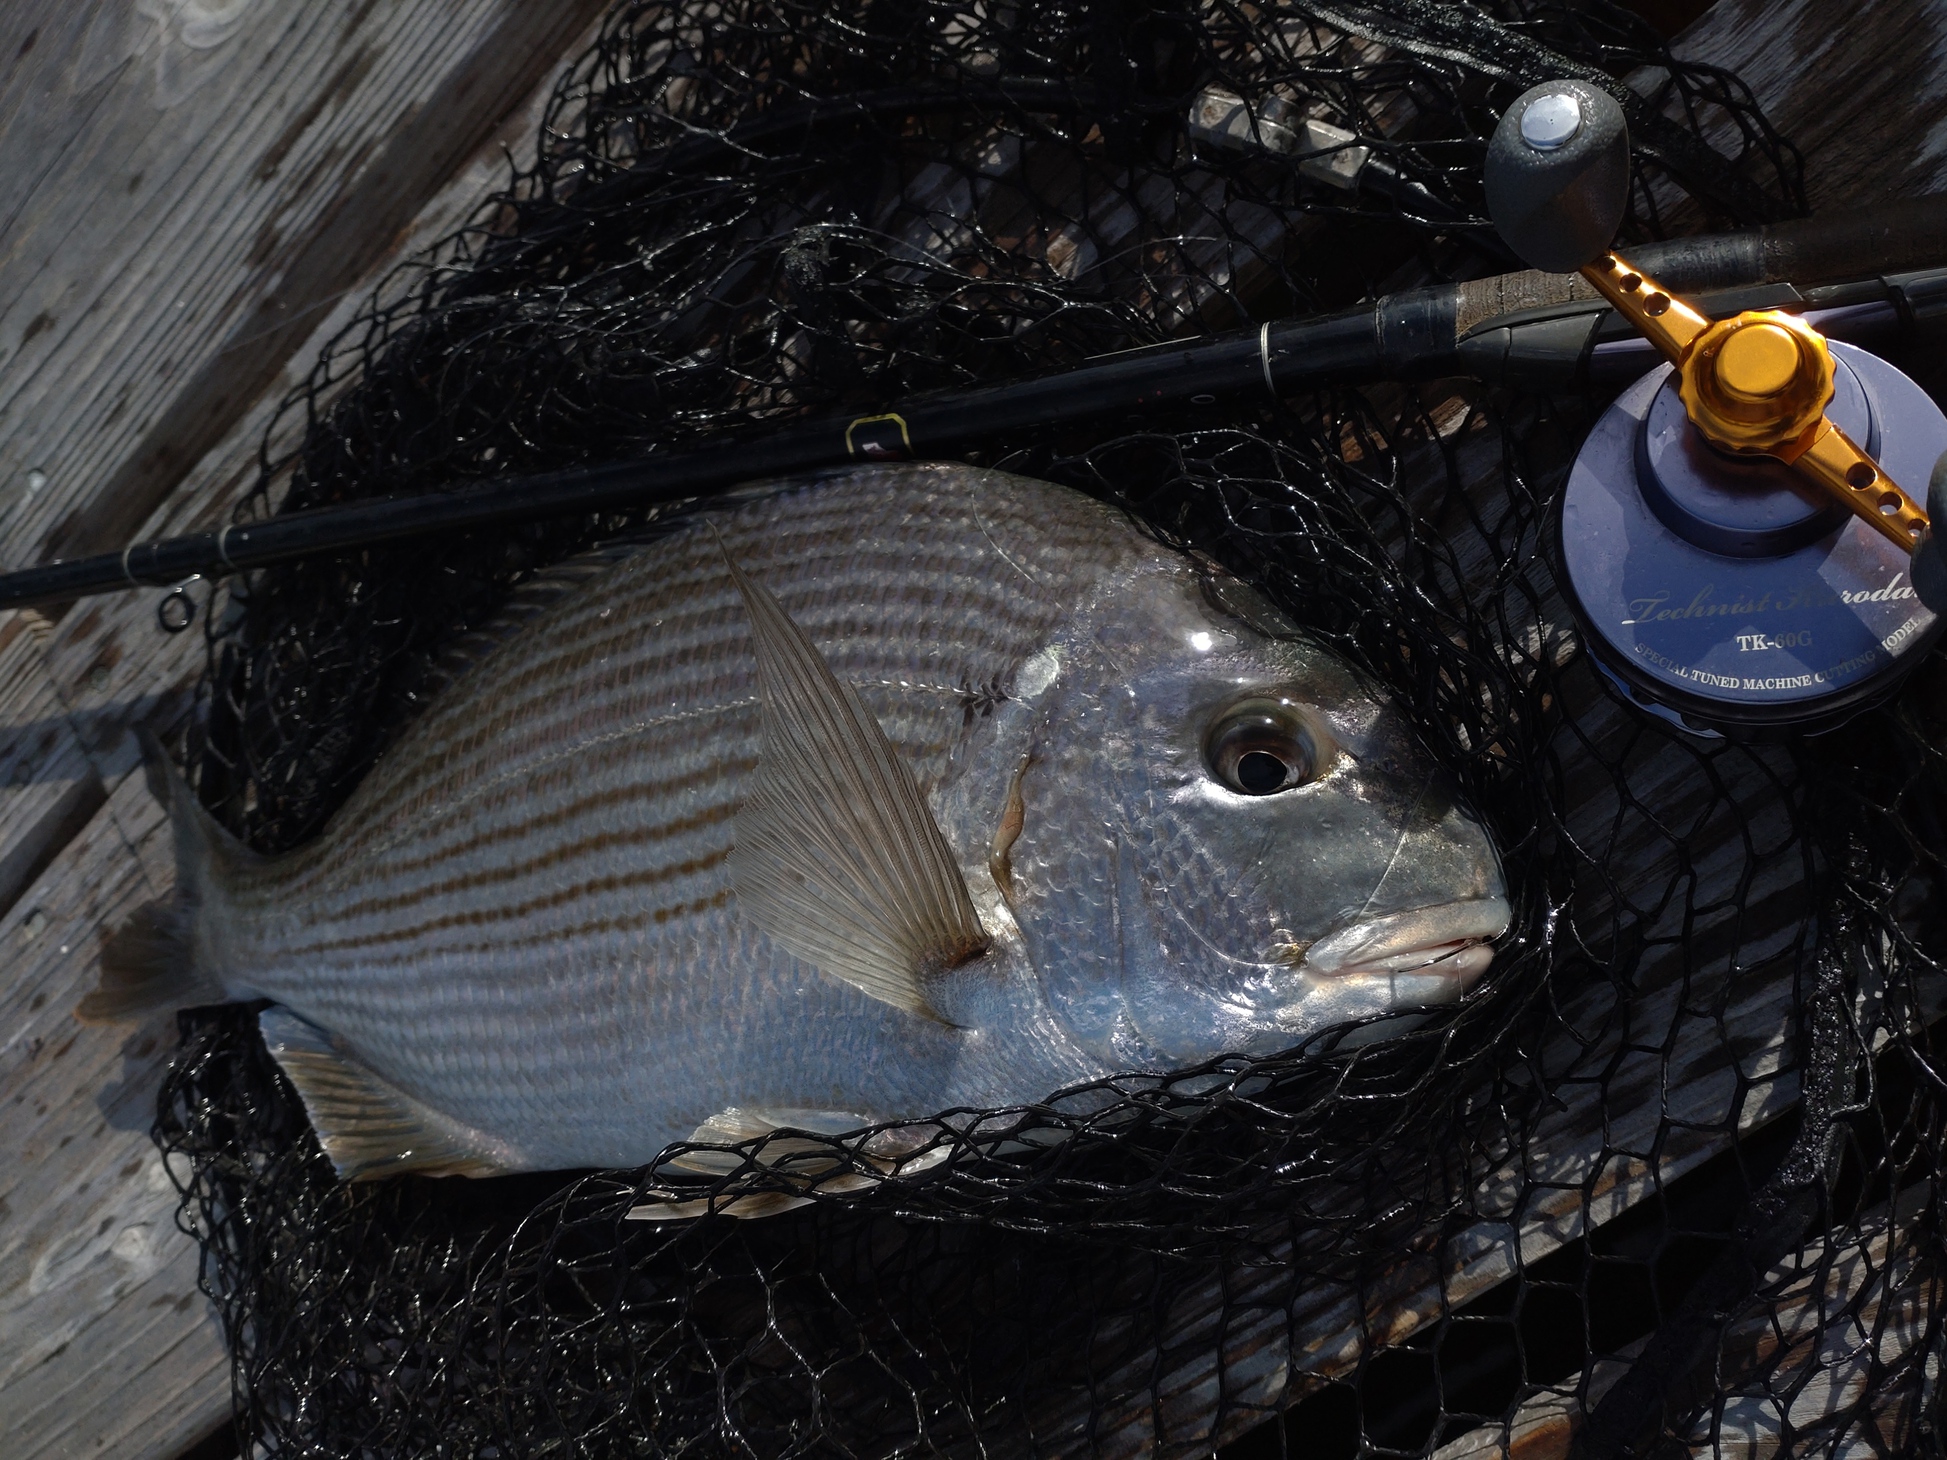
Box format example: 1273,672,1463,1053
11,200,1947,615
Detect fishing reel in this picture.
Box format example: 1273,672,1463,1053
1486,81,1947,737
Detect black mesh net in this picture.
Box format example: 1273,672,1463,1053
141,0,1947,1455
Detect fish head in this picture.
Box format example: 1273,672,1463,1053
1008,560,1509,1069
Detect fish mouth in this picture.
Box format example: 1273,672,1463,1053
1297,897,1511,981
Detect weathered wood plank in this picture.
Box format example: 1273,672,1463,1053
37,25,596,792
1659,0,1947,213
1429,1346,1644,1460
0,0,608,576
0,8,609,1458
0,614,105,920
1698,1187,1938,1458
0,772,225,1460
1423,1187,1934,1460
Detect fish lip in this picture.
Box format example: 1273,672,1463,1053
1297,896,1511,979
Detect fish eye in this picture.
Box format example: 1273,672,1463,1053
1204,698,1331,796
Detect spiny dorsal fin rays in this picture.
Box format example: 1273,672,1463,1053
720,544,989,1023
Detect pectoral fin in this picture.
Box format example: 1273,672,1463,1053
259,1008,514,1181
723,551,988,1021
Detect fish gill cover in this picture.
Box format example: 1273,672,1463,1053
145,0,1947,1455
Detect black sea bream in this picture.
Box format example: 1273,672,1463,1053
86,464,1508,1181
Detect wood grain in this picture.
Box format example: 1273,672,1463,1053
0,615,105,920
0,6,606,1458
1661,0,1947,214
0,0,608,577
1700,1187,1938,1458
0,772,221,1460
1422,1188,1934,1460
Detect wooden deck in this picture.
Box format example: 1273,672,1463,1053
0,5,607,1456
0,3,1942,1459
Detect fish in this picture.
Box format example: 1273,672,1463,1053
80,462,1509,1190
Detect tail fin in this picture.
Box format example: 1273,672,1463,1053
75,731,243,1023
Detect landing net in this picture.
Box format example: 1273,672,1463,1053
152,2,1947,1455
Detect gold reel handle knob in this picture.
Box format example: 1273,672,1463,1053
1579,252,1930,555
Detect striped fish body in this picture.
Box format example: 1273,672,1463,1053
209,465,1142,1170
112,463,1508,1178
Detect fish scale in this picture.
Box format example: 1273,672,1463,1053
214,467,1123,1166
85,462,1509,1180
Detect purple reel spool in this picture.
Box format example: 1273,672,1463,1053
1560,340,1947,737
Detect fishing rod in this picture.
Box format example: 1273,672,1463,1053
8,194,1947,622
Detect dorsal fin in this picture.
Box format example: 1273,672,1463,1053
415,486,800,699
416,543,647,700
258,1007,516,1180
721,551,989,1022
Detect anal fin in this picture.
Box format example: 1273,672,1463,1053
258,1007,514,1181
